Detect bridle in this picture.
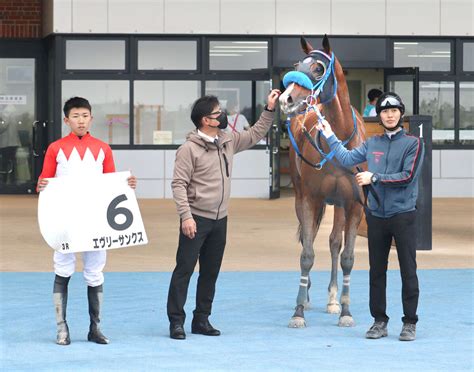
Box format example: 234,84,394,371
282,50,380,210
282,50,357,171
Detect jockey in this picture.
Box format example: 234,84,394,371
37,97,137,346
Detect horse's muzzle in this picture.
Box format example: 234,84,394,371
279,87,304,114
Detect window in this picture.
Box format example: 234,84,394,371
388,81,414,116
460,82,474,144
0,59,35,186
61,80,130,144
394,42,451,72
256,80,272,118
209,41,268,71
463,42,474,72
65,40,126,70
419,81,455,144
133,80,201,145
138,40,197,70
205,81,252,132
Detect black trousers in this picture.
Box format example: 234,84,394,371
167,215,227,325
367,210,419,324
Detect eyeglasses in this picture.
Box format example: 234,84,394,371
206,111,222,119
208,110,222,116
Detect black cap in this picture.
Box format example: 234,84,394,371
368,88,383,101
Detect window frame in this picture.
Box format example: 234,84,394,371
461,40,474,73
55,34,474,150
58,35,272,150
392,37,474,149
206,37,271,77
132,79,202,146
62,36,130,74
392,38,455,74
134,36,201,75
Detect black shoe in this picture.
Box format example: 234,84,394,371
170,323,186,340
87,328,109,344
191,319,221,336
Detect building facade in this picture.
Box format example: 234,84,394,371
0,0,473,197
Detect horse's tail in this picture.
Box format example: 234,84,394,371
297,203,326,244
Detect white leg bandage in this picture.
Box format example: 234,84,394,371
300,275,309,287
343,275,350,286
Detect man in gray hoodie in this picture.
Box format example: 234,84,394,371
167,90,280,340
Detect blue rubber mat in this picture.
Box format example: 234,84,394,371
1,270,472,371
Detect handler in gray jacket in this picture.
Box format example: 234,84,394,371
167,89,280,340
317,92,424,342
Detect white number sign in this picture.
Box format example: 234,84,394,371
38,171,148,253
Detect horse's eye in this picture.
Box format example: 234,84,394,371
313,61,327,76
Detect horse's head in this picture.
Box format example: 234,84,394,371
279,35,337,114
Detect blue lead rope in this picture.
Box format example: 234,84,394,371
314,107,357,168
286,106,358,170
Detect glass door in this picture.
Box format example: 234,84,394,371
0,52,46,194
384,67,419,115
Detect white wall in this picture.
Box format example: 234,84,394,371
432,150,474,197
45,0,473,36
114,149,271,199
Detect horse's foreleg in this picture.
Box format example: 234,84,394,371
338,203,363,327
327,206,344,314
289,197,324,328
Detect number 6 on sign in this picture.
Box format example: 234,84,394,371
107,194,134,231
38,171,148,253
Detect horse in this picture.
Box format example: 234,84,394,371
278,36,367,328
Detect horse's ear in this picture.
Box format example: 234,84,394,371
322,34,331,54
300,36,314,55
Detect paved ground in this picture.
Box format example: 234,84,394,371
1,195,472,272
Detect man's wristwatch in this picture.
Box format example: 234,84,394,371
264,105,275,112
371,173,379,184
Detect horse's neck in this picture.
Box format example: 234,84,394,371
324,94,354,141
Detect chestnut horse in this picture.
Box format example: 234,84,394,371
279,36,366,328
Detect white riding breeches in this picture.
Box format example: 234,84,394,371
54,250,106,287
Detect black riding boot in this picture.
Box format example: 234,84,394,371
53,275,71,345
87,285,109,344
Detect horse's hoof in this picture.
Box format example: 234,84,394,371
338,315,355,327
326,303,341,314
288,317,306,328
303,301,312,310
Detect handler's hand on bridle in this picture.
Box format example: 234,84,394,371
316,119,334,138
355,171,373,186
266,89,281,111
182,217,197,239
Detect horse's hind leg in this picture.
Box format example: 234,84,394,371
327,206,344,314
289,196,325,328
338,202,363,327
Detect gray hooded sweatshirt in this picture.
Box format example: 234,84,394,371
172,110,274,221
